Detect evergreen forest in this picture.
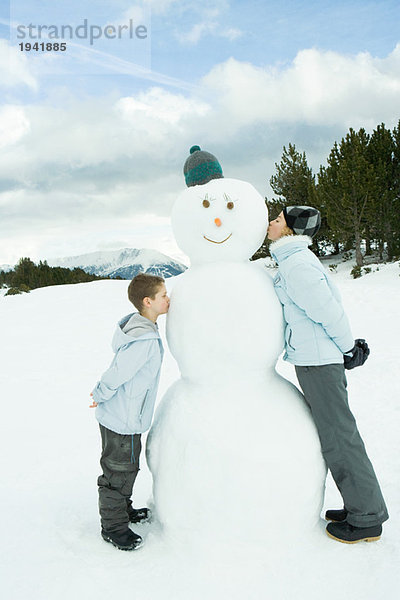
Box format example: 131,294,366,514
0,257,110,295
254,120,400,268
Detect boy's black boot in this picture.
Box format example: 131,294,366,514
326,521,382,544
101,528,143,551
325,508,348,522
128,507,151,524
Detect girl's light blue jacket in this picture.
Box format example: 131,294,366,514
269,235,354,366
92,312,164,435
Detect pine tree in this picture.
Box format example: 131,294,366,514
270,143,315,204
13,257,37,288
268,143,327,254
367,123,396,260
317,128,375,266
391,120,400,257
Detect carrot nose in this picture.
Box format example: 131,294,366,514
215,217,222,227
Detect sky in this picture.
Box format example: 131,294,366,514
1,0,400,266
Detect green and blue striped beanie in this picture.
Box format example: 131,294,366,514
183,145,223,187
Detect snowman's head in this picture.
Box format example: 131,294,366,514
171,178,268,264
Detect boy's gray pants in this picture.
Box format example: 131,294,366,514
295,364,388,527
98,424,142,533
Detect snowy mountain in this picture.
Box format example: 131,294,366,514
47,248,187,279
0,264,12,272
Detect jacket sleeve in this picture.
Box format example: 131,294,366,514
286,264,354,353
92,339,153,404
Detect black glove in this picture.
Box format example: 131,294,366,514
343,338,370,370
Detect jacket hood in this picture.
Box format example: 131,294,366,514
112,312,160,352
269,235,312,264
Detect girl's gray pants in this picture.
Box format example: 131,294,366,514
295,364,388,527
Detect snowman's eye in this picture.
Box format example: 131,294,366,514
203,199,210,208
227,201,234,210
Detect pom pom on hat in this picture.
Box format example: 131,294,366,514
283,206,321,238
183,145,223,187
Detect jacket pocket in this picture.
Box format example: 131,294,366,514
285,326,295,351
125,389,148,428
139,390,150,420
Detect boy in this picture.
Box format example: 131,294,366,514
267,206,388,544
90,273,169,551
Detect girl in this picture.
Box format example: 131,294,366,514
268,206,388,544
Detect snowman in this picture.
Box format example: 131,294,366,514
147,147,326,546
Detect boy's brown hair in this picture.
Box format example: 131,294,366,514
128,273,165,312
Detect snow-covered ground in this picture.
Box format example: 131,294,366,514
1,260,399,600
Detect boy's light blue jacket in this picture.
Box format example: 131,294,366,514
269,235,354,366
92,312,164,435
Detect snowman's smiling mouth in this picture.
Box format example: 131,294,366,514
203,233,232,244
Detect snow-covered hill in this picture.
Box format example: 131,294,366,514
0,261,399,600
48,248,187,279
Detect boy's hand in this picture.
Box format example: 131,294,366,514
89,392,98,408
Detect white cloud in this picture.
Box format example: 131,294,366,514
177,21,218,44
0,39,38,90
153,0,240,45
220,27,242,41
2,44,400,262
0,89,209,187
2,46,400,182
201,45,400,130
175,20,243,44
113,4,148,26
144,0,181,15
0,106,30,149
116,87,210,126
144,0,228,18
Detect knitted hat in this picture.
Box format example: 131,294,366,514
183,145,223,187
283,206,321,237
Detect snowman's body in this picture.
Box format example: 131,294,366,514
147,178,326,544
